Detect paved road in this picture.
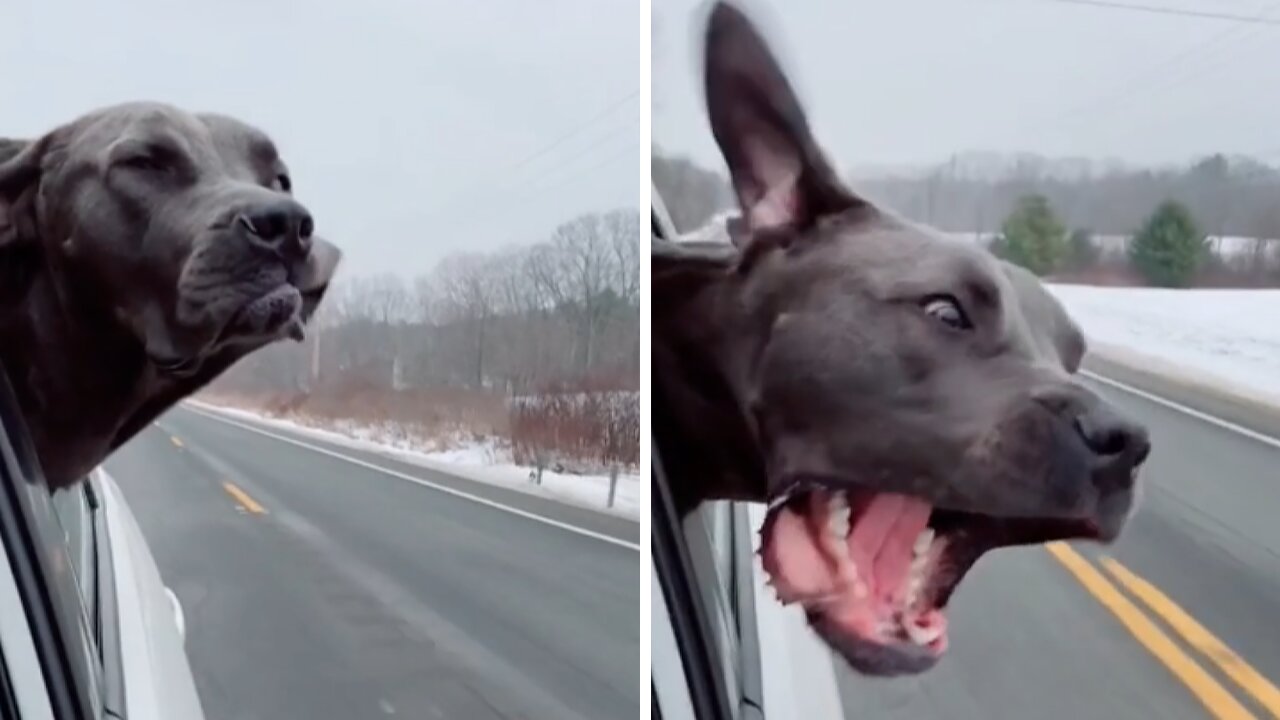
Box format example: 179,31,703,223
105,405,640,720
837,374,1280,719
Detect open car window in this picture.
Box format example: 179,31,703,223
653,185,766,720
0,365,104,720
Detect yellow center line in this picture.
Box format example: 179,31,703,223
221,481,267,515
1045,542,1254,719
170,436,184,448
1101,557,1280,718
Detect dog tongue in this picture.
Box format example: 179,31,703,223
848,494,932,605
764,492,933,612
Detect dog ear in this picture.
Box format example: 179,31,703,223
703,2,866,240
0,138,44,248
0,138,48,305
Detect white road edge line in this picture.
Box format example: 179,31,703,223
1081,369,1280,450
183,405,641,552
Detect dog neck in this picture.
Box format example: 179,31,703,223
653,239,769,515
0,233,161,480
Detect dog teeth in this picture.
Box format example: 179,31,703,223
905,619,944,646
913,528,934,557
767,490,794,512
828,492,851,539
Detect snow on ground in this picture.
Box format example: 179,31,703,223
189,401,640,519
1048,285,1280,402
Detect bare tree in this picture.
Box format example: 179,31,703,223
605,208,640,304
434,253,498,388
212,206,641,396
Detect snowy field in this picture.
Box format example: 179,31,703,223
1048,285,1280,403
187,401,640,519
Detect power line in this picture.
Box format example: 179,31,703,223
1036,6,1269,129
492,90,639,180
419,90,639,222
520,141,639,201
1000,0,1280,150
448,141,639,236
1035,0,1280,25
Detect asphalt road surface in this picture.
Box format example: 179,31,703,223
837,372,1280,719
105,404,640,720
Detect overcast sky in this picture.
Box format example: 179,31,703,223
0,0,639,278
655,0,1280,173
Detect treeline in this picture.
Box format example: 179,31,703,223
993,194,1211,288
653,148,1280,287
206,209,641,469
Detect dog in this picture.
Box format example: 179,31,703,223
653,2,1151,677
0,102,340,490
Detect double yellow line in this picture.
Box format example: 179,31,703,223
1047,542,1280,718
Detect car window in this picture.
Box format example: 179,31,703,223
49,482,97,636
0,366,103,719
682,502,742,680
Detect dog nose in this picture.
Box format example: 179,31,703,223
237,199,314,259
1073,403,1151,472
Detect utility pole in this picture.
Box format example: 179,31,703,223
310,324,321,385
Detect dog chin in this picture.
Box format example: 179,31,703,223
151,283,318,379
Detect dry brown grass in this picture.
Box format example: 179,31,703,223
508,390,639,471
200,379,507,449
199,378,639,472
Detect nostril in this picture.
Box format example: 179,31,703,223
240,209,288,241
1132,431,1152,466
1074,411,1149,461
237,201,314,258
1075,417,1129,456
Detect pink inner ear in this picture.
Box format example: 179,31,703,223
743,136,802,231
748,182,799,230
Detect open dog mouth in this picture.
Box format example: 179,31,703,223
760,479,1101,676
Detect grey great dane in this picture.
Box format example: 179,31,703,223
0,102,339,490
653,2,1151,677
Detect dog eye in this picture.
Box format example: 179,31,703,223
921,295,972,330
276,174,293,193
120,153,168,173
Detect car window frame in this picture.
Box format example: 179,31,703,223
652,445,734,720
653,185,768,719
0,365,104,720
87,473,125,717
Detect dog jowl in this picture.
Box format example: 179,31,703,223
654,3,1151,676
0,102,340,488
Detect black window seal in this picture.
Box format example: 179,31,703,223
88,473,125,717
730,504,765,719
652,444,734,720
0,365,99,720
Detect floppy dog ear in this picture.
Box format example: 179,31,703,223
703,2,866,241
0,138,43,246
0,138,48,304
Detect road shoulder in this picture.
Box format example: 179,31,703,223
1084,344,1280,442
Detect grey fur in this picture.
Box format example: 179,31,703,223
0,101,339,488
653,2,1150,676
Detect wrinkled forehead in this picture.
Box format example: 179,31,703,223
998,261,1086,372
825,216,1084,372
64,102,282,174
196,111,285,172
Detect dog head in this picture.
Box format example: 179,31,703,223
696,3,1150,675
0,102,339,485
